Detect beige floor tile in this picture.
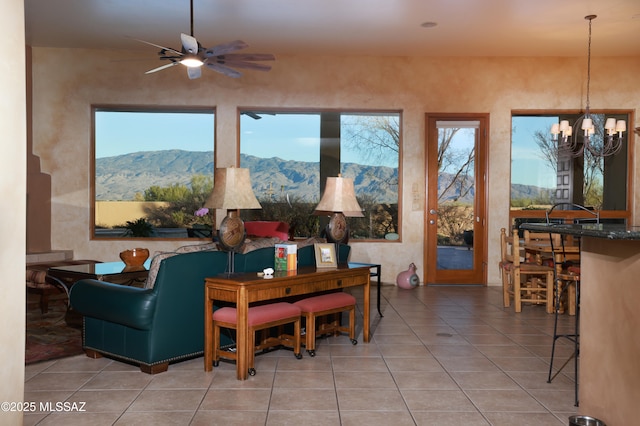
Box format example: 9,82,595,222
42,354,112,372
450,371,520,390
392,371,459,390
191,410,267,425
66,389,140,412
490,356,550,372
269,388,339,410
24,372,95,392
383,356,445,372
267,410,341,425
334,371,397,389
80,370,154,390
146,369,215,389
199,389,272,411
33,411,122,426
465,389,547,412
340,410,416,426
401,389,477,411
127,389,206,412
273,370,336,388
412,411,490,425
330,356,388,372
483,412,567,425
437,356,500,372
337,388,407,411
115,411,197,425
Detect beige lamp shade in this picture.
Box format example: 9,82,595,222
204,167,261,210
314,176,364,217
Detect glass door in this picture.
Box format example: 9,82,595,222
425,114,487,284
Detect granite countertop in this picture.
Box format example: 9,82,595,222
519,223,640,240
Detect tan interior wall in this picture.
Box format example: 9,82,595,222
95,201,171,228
29,49,640,279
1,0,26,422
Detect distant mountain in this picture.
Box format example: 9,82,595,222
95,150,399,203
95,150,549,203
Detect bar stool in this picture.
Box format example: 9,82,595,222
293,292,357,357
545,202,598,407
212,302,302,376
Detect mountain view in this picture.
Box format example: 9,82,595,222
95,150,550,203
95,151,399,203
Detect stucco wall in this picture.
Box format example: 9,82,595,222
1,0,25,423
30,48,640,285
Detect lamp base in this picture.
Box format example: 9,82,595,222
324,212,349,245
217,211,246,252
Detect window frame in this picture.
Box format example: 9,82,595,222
91,105,216,240
238,107,402,242
509,109,634,226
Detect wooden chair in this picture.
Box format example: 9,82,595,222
499,228,554,313
293,292,357,356
212,302,302,376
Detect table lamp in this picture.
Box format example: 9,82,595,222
314,175,363,245
204,167,261,255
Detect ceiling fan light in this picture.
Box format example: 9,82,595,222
180,56,204,67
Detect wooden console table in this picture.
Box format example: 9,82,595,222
204,264,371,380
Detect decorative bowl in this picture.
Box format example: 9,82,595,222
119,248,150,267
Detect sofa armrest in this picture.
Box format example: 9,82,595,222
69,279,157,330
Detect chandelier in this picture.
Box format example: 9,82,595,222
550,15,626,157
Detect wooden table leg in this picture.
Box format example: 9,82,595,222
363,274,370,342
236,289,249,380
204,292,213,372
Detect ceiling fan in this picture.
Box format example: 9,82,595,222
134,0,275,79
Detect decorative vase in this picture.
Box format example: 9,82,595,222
396,262,420,289
119,248,150,268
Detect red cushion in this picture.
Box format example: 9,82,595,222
213,302,301,326
294,292,356,313
244,221,290,241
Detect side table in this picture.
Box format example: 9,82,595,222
348,262,382,317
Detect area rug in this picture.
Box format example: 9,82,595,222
25,293,83,364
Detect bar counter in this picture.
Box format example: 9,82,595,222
520,223,640,425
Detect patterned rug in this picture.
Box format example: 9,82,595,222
25,293,83,364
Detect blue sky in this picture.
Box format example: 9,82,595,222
511,116,557,189
95,111,214,158
95,110,399,168
96,111,555,189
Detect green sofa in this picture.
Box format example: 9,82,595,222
69,242,350,374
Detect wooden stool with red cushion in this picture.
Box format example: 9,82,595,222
212,302,302,376
293,292,357,357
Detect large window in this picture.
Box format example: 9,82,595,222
511,112,630,224
240,110,401,240
92,107,215,239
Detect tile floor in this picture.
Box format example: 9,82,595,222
24,285,579,425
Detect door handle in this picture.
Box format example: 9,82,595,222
429,209,437,215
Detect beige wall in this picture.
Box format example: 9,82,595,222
30,48,640,283
95,201,171,227
1,0,25,423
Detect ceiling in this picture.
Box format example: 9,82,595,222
24,0,640,57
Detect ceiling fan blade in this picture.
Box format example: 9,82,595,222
145,61,179,74
187,66,202,80
128,36,183,56
205,62,242,78
180,33,199,54
204,40,249,57
217,60,272,72
221,53,275,62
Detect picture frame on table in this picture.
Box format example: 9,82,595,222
314,243,337,268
